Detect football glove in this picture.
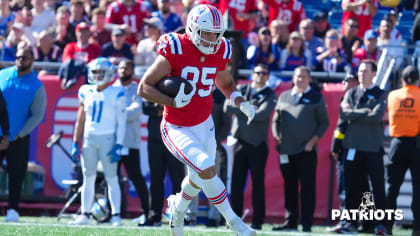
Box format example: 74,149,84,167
71,142,81,164
240,101,255,125
174,83,194,108
108,144,123,163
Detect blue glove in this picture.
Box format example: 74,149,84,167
71,142,81,164
107,144,123,163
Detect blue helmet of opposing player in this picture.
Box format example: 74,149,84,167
87,57,114,86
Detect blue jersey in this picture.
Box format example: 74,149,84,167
151,11,183,33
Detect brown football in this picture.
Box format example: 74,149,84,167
156,76,193,98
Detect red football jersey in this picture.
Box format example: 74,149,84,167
219,0,258,38
263,0,305,33
62,42,101,63
157,33,232,126
342,0,378,38
106,0,149,45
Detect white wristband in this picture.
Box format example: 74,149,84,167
230,91,243,105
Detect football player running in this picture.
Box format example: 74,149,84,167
70,57,127,226
137,4,256,236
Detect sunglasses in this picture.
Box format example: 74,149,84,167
328,35,338,40
254,71,269,76
350,24,359,28
16,56,30,61
261,30,271,36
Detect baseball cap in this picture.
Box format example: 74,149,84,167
314,11,327,21
290,31,303,39
75,22,90,33
144,17,164,32
344,72,357,81
364,30,378,40
112,28,125,36
402,65,419,84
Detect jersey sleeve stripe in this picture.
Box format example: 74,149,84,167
223,38,232,59
168,33,182,55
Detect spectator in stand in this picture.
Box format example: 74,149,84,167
247,26,281,70
384,10,402,41
313,11,330,39
377,18,404,72
105,0,150,45
62,22,101,64
342,0,378,38
101,28,133,65
69,0,90,27
50,6,76,50
44,0,58,11
152,0,183,33
270,19,289,50
0,0,16,38
59,22,101,89
10,0,28,12
272,66,329,233
225,63,277,230
1,23,25,61
279,31,312,73
99,0,114,11
31,0,56,37
262,0,306,33
313,29,347,73
341,18,363,66
299,19,324,58
15,7,36,46
32,30,62,75
219,0,258,51
90,8,111,47
352,29,379,70
135,17,163,69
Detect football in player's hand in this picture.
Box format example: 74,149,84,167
156,76,193,97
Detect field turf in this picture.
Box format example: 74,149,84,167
0,216,413,235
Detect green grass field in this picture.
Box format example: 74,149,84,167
0,216,413,236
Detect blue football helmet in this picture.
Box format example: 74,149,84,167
87,57,114,86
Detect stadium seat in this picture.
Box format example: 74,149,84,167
328,9,343,25
372,10,388,26
399,10,414,24
396,25,413,41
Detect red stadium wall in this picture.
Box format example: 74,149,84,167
32,76,344,222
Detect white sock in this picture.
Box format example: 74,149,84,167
81,175,96,214
175,177,201,212
202,176,237,223
107,176,121,215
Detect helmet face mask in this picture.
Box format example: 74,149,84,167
186,4,225,55
88,57,114,86
91,198,110,222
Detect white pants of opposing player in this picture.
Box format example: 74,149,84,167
160,116,217,182
80,134,121,215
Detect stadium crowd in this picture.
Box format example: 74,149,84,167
0,0,419,235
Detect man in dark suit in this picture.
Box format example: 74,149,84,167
225,63,277,230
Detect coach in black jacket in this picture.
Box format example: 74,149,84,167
272,66,329,233
224,63,277,230
340,59,387,234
